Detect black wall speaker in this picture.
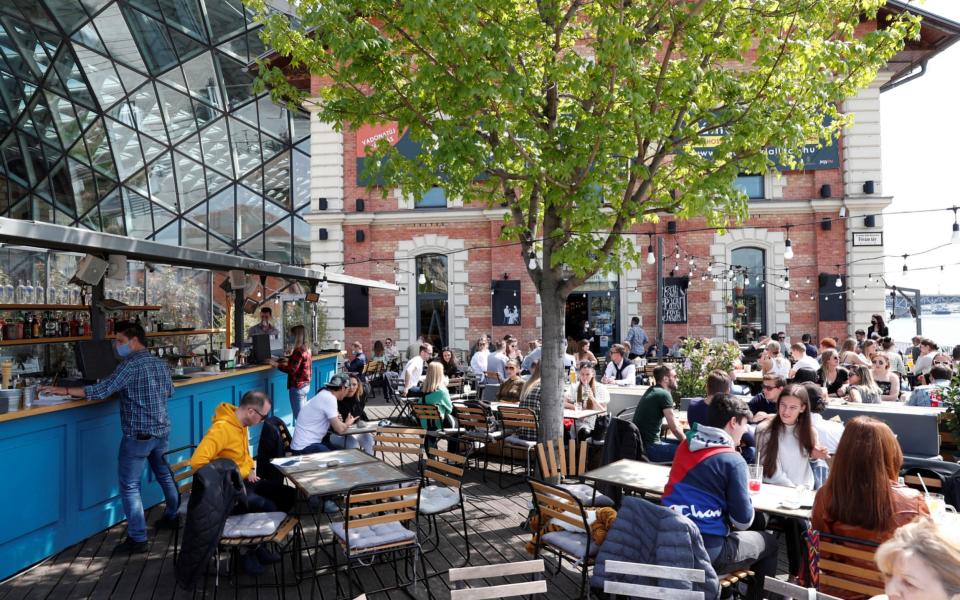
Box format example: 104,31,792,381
864,215,876,228
863,180,875,194
318,228,328,241
317,197,328,210
356,230,365,242
667,221,677,234
356,198,365,212
821,218,832,231
820,184,832,198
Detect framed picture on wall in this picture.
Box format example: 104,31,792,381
491,280,521,326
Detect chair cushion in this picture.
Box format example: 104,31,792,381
419,485,461,515
330,519,416,551
560,483,615,507
542,530,600,558
503,434,537,449
221,512,286,538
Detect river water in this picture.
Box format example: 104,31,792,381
887,313,960,348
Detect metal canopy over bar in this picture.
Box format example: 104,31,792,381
0,218,398,291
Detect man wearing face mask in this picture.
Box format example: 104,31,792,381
40,324,178,555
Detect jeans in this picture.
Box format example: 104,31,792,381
294,441,332,455
644,438,680,462
711,530,779,600
289,384,309,420
118,434,179,542
328,432,375,455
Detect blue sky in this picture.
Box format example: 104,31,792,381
881,0,960,293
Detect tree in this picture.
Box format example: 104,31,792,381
251,0,917,443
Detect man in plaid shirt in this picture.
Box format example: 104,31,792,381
41,323,178,554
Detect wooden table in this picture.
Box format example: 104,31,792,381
342,421,379,436
564,407,605,420
734,371,764,383
582,459,815,519
274,449,410,497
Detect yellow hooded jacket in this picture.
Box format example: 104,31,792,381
191,402,255,478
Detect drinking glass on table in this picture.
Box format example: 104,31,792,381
925,493,955,519
747,465,763,493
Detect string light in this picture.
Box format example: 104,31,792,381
834,275,842,288
527,250,537,270
783,225,794,260
952,207,960,244
902,254,908,273
646,235,655,265
418,273,427,285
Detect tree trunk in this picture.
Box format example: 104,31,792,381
538,286,567,445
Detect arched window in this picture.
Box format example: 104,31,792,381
416,254,448,348
731,247,766,343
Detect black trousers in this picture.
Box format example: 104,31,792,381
237,479,296,514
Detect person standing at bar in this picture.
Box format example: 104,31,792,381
247,306,279,338
41,323,179,554
271,325,311,420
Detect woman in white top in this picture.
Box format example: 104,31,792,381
756,383,828,489
870,352,901,402
759,341,791,378
841,364,882,404
469,338,490,378
563,362,609,439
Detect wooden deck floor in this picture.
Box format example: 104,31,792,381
0,402,790,599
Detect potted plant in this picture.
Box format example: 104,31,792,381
725,296,734,313
675,337,744,399
735,299,747,315
939,370,960,461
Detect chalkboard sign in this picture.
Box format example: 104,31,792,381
662,277,688,324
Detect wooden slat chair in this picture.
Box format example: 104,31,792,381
373,427,426,469
451,404,501,480
447,377,465,396
330,479,426,599
536,439,614,507
449,559,547,599
410,403,456,448
902,469,945,495
602,559,707,600
498,406,539,487
764,576,842,600
483,370,502,384
815,532,884,599
362,361,385,396
527,479,596,599
418,447,470,562
163,444,196,561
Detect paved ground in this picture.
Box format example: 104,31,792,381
0,399,791,599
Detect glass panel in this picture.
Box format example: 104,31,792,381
218,29,265,63
292,214,309,266
204,166,228,194
123,6,178,75
155,82,197,142
262,151,289,208
43,0,90,34
84,117,117,179
415,186,446,208
290,108,309,143
150,215,177,243
104,117,145,180
731,247,766,343
263,192,285,227
292,149,308,209
73,45,124,110
239,231,262,259
203,0,247,43
114,63,147,97
198,117,231,176
71,21,105,52
146,265,211,328
138,131,165,163
122,186,153,238
417,298,447,350
240,164,261,194
78,203,100,230
235,184,260,241
156,0,207,42
214,51,254,108
0,16,43,81
183,198,205,227
416,254,448,295
206,184,233,241
99,187,124,234
173,150,205,210
255,96,288,141
227,116,260,175
181,52,223,108
168,27,206,63
44,90,82,147
264,217,291,264
33,196,55,224
181,218,205,249
175,131,202,161
116,82,167,143
57,158,95,215
151,201,176,231
146,151,177,212
92,4,148,73
734,174,764,199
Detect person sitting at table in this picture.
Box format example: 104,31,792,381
575,339,597,366
686,371,731,429
521,339,542,373
911,337,939,378
818,348,848,397
907,365,954,407
839,337,868,367
840,364,882,404
788,343,820,378
747,373,784,423
191,390,298,574
291,374,356,460
417,362,455,442
601,343,635,385
800,383,844,456
756,384,828,579
661,394,778,600
469,337,490,378
435,347,463,378
495,360,524,403
402,343,432,396
383,337,400,363
563,361,609,441
758,341,790,378
328,374,374,455
873,517,960,600
813,417,929,599
517,363,543,442
632,363,684,462
871,352,901,402
370,340,386,363
344,341,368,380
485,340,508,383
879,337,908,379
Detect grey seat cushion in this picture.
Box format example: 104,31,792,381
419,485,461,515
330,519,416,551
221,511,286,538
503,434,537,449
560,483,615,507
542,530,601,558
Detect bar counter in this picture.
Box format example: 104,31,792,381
0,352,338,580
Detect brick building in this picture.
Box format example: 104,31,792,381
294,2,960,354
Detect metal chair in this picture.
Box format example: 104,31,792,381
418,447,470,563
527,479,595,599
449,559,547,599
330,479,427,599
410,403,456,448
451,404,501,481
602,560,707,599
498,405,538,487
536,439,614,507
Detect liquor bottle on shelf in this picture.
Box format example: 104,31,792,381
69,312,79,337
23,281,33,304
106,316,114,336
59,313,70,337
31,313,40,338
81,313,91,336
15,280,25,303
23,313,32,339
44,311,58,338
35,280,44,304
14,315,23,340
3,279,13,303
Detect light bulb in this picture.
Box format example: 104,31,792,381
835,276,842,288
646,245,655,264
952,222,960,244
528,255,537,269
743,276,749,286
784,278,791,290
418,273,426,285
784,239,794,260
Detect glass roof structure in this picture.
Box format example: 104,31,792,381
0,0,311,265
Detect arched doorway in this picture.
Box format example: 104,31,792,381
416,253,448,349
731,247,767,343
